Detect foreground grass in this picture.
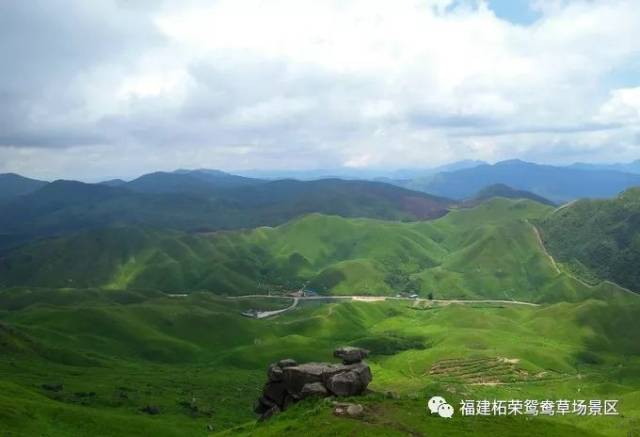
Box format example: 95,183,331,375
0,288,639,436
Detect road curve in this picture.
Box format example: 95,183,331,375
254,297,299,318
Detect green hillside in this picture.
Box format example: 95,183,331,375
539,188,640,292
0,288,638,436
0,198,604,302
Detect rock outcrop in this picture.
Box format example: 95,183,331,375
254,347,371,421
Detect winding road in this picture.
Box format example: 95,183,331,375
227,294,540,318
252,297,299,318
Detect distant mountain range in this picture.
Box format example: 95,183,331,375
464,184,556,207
394,159,640,203
124,169,262,194
233,159,640,204
0,172,453,252
1,159,639,251
0,173,47,201
569,159,640,174
4,158,639,204
236,159,487,181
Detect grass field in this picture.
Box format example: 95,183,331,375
1,197,639,435
1,287,639,436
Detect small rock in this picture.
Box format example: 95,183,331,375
346,404,364,417
140,405,160,415
259,405,280,422
384,390,399,399
333,402,364,417
41,383,64,392
334,347,369,364
178,399,199,413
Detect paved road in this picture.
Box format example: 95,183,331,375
227,294,540,317
253,297,299,318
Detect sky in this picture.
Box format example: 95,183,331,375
1,0,640,181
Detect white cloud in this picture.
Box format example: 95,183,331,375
1,0,640,178
599,87,640,124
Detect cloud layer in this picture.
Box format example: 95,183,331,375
1,0,639,179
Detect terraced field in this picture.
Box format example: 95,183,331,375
428,357,529,384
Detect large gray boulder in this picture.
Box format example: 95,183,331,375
254,395,275,415
267,363,284,382
300,382,328,399
325,364,372,396
263,381,288,405
283,362,327,395
278,358,298,368
254,347,372,421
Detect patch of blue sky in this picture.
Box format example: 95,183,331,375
487,0,541,25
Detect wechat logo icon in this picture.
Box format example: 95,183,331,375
428,395,454,419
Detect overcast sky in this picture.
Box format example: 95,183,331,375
1,0,640,180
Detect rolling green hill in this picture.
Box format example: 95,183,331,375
0,288,638,436
1,192,639,436
538,187,640,293
0,198,605,302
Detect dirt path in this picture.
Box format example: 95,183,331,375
529,222,560,274
528,222,639,297
551,200,577,214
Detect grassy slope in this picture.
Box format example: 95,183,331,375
539,188,640,293
0,289,638,436
0,198,603,303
